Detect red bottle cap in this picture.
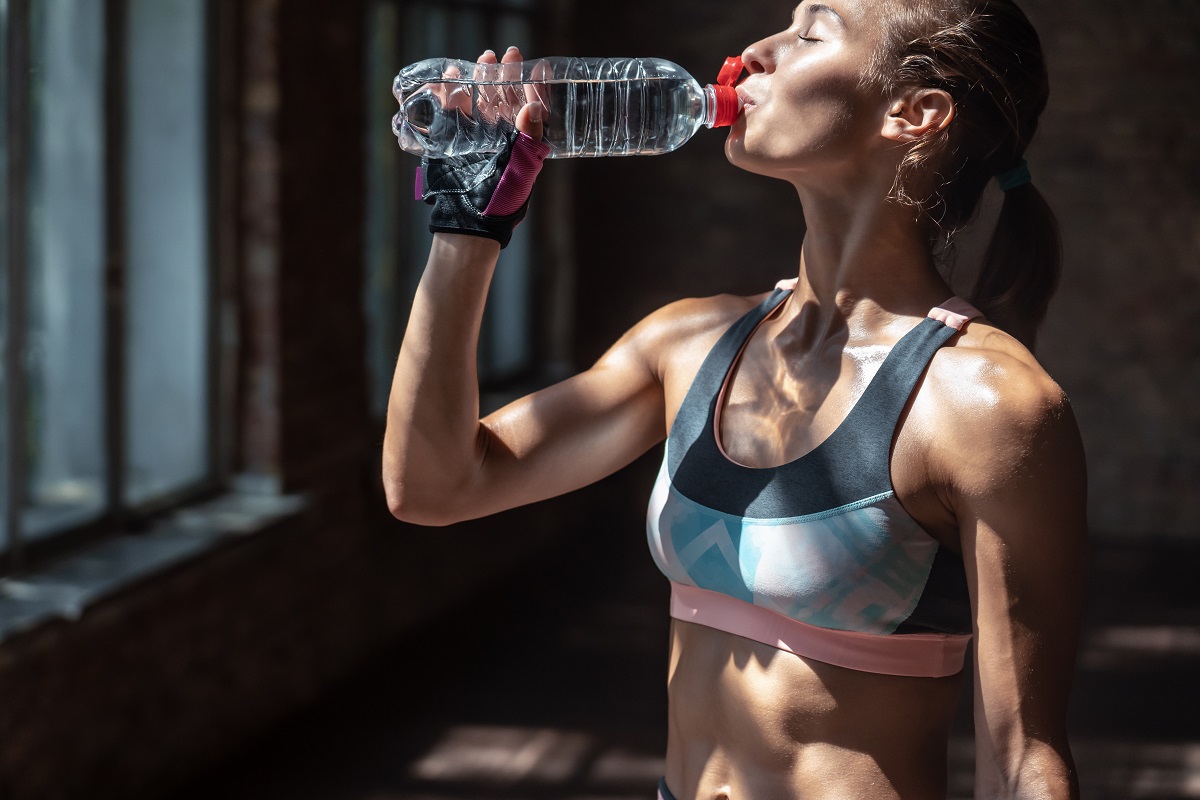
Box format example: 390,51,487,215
709,56,745,128
718,56,745,88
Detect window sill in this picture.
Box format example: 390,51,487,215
0,489,307,644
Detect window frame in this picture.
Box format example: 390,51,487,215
0,0,231,575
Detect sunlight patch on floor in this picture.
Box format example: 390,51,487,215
588,746,666,783
1081,624,1200,669
408,724,595,783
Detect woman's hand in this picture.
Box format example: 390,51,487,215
417,46,549,248
476,46,548,140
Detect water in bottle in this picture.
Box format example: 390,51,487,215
392,56,744,159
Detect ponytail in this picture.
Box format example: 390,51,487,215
971,181,1062,351
866,0,1060,350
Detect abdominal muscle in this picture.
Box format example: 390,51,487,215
664,619,964,800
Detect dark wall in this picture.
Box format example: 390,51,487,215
1021,0,1200,536
560,0,1200,537
557,1,802,364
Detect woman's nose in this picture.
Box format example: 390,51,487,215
741,38,773,74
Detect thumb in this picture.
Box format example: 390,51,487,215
516,102,545,140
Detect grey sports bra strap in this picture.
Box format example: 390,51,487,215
667,288,790,469
820,317,962,490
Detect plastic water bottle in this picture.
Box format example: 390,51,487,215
392,56,744,159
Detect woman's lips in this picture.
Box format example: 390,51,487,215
737,88,756,111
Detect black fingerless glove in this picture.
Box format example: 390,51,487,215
417,126,552,249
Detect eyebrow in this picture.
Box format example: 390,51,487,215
795,2,847,27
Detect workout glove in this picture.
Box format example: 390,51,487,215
417,126,552,249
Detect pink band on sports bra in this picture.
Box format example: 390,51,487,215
927,297,983,331
670,582,970,678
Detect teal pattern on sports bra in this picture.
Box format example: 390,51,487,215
648,461,943,634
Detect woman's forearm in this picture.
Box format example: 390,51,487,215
382,233,500,524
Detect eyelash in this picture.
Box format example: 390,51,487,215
798,34,820,42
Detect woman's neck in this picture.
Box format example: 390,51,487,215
780,182,953,343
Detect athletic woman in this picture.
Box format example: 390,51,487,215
384,1,1088,798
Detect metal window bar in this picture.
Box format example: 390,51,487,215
209,0,238,491
104,0,128,533
4,0,31,574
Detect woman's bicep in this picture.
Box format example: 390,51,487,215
400,293,736,526
472,345,667,513
465,294,742,518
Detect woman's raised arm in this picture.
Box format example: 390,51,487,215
383,46,668,525
381,231,668,526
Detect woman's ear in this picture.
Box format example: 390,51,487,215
882,88,955,142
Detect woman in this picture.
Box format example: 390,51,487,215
384,1,1088,797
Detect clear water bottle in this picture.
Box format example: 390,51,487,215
392,56,744,159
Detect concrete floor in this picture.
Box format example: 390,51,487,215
175,535,1200,800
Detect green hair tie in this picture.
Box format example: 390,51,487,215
996,159,1031,192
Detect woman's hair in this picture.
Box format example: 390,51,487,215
864,0,1061,349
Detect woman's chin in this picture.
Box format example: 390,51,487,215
724,142,789,180
724,135,761,172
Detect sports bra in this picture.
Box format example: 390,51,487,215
646,281,981,678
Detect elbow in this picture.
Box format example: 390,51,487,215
383,477,466,527
382,437,488,526
384,484,446,527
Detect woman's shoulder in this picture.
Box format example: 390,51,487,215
920,319,1079,492
621,289,773,370
642,290,768,335
619,287,777,388
930,319,1067,413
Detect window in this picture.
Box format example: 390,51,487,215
1,0,214,572
364,0,541,419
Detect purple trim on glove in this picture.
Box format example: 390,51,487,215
482,132,552,217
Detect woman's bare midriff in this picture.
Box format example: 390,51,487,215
664,619,964,800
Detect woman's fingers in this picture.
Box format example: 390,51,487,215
499,46,545,138
525,58,551,113
476,49,499,124
441,63,473,118
499,46,523,122
515,101,545,139
468,45,542,136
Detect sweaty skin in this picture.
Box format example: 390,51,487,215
383,11,1087,798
